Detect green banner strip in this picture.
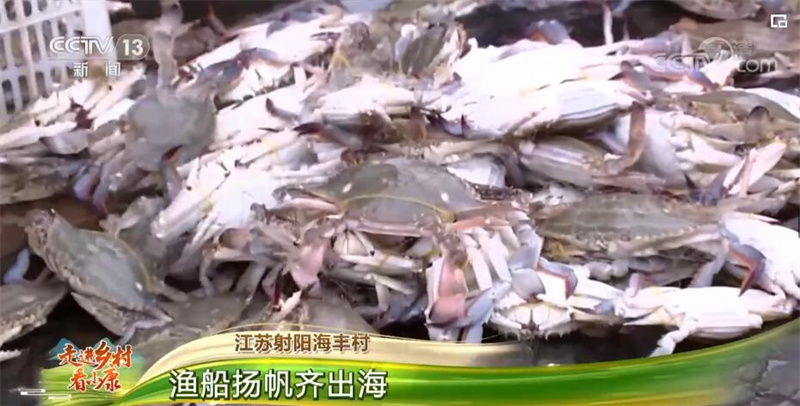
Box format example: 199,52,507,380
112,318,799,406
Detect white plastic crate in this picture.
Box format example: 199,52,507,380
0,0,114,118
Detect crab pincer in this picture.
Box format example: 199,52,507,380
539,260,579,299
428,252,469,325
290,241,330,291
729,243,767,296
616,61,660,96
507,244,545,300
641,59,717,91
427,248,508,343
685,167,731,207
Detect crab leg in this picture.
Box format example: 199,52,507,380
277,198,340,213
290,241,328,290
602,1,614,46
118,319,171,346
337,253,418,273
686,166,731,206
474,229,513,283
459,283,511,343
234,260,270,293
0,122,74,151
538,260,579,299
725,140,787,196
329,268,416,296
335,231,418,272
90,151,131,212
447,203,516,232
689,239,730,288
508,245,545,300
161,158,184,201
254,223,298,252
355,283,395,318
72,164,101,203
460,233,493,291
106,159,148,197
497,224,523,250
204,2,229,37
373,289,427,329
617,61,660,95
650,321,696,357
603,103,646,175
3,248,30,284
295,122,364,150
198,253,218,296
0,326,24,362
651,309,766,357
267,290,304,323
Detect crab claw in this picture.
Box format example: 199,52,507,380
428,254,469,325
729,243,767,296
237,48,290,69
439,282,511,344
617,61,659,95
611,0,633,16
686,166,731,207
539,260,578,299
4,248,30,284
456,283,512,342
293,122,364,149
508,245,545,300
603,102,646,175
204,2,229,37
429,294,467,325
290,241,328,290
465,282,510,324
449,202,516,231
72,164,101,203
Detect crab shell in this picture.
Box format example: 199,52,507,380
0,282,67,344
125,91,217,172
536,193,725,257
302,157,487,227
23,209,168,313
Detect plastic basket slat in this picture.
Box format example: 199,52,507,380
0,0,113,118
14,0,38,101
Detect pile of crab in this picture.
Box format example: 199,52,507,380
2,0,800,366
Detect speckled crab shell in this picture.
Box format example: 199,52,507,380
536,193,725,255
0,281,67,342
23,209,169,313
301,157,488,227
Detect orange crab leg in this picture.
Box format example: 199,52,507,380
730,244,767,296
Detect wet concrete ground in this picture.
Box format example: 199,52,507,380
721,321,800,406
